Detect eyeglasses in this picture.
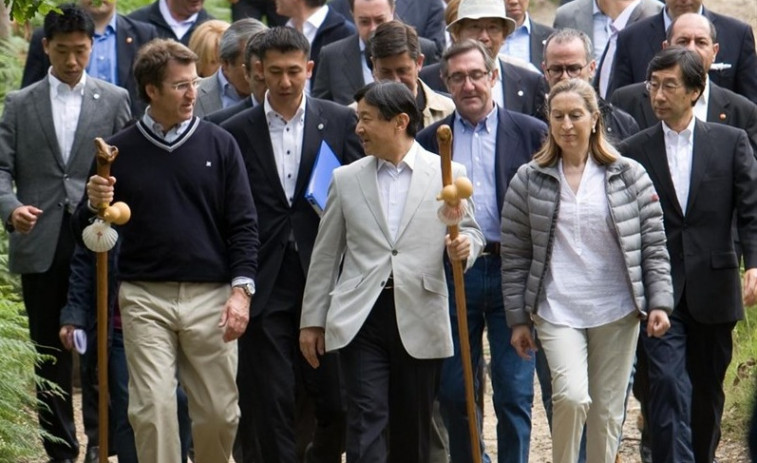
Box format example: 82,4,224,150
168,78,201,92
544,63,590,78
445,70,491,86
645,80,683,94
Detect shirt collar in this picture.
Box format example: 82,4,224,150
455,103,498,133
662,113,697,139
699,77,710,106
49,70,87,96
264,91,307,123
377,141,418,172
663,5,704,31
305,5,329,31
97,13,118,37
613,0,641,30
216,68,241,101
159,0,199,27
142,105,194,137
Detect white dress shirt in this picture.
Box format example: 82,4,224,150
492,60,505,109
693,77,711,122
287,5,329,95
597,0,641,98
662,115,697,213
159,0,199,40
377,142,417,242
265,92,307,205
540,156,636,328
49,71,86,164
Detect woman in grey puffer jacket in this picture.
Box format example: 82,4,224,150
500,79,674,463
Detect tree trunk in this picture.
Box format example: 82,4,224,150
0,2,10,40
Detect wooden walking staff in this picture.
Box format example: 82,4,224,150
435,125,481,463
81,138,131,463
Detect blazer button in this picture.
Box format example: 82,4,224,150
391,250,398,256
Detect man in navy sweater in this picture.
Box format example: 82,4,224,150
82,38,259,463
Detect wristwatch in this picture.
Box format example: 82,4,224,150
234,282,255,298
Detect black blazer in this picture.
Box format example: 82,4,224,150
418,58,548,120
528,20,554,70
204,97,255,125
610,81,757,153
617,120,757,323
128,1,212,45
312,33,440,105
20,15,158,116
608,8,757,103
221,97,363,316
415,106,547,214
310,8,355,84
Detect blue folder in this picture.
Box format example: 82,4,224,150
305,140,341,216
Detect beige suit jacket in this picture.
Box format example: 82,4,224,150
300,143,484,359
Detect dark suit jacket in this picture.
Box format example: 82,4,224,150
20,15,158,116
128,1,212,45
608,9,757,103
221,97,363,316
610,81,757,152
528,20,554,69
617,120,757,323
328,0,445,54
310,8,355,84
419,58,548,120
416,106,547,213
312,33,439,105
205,97,255,125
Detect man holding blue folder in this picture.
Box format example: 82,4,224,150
221,26,363,463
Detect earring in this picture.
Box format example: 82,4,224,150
592,126,596,133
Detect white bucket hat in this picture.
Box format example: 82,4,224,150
447,0,517,37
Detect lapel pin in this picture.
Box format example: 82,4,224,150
317,123,324,130
93,93,100,100
517,90,524,96
719,113,726,120
126,36,133,44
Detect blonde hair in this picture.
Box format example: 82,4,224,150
188,20,230,77
533,78,619,167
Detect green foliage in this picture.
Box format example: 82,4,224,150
723,303,757,439
0,230,46,461
3,0,58,23
0,35,28,116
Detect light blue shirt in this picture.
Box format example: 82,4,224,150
217,68,243,109
87,15,118,85
500,15,532,65
452,106,500,242
592,0,612,61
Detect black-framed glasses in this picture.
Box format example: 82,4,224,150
445,70,491,86
544,63,590,78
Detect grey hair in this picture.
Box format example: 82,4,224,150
543,28,593,63
219,18,268,63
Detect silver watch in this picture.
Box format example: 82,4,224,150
234,283,255,298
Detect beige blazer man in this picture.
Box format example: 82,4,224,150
300,143,484,359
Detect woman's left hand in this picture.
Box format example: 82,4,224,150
646,309,671,338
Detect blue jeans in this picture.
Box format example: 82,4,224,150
110,330,193,463
439,255,535,463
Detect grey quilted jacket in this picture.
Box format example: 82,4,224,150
500,156,674,327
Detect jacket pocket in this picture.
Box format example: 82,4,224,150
711,251,738,269
422,273,447,296
329,275,363,295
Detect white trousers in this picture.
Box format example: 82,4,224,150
535,311,639,463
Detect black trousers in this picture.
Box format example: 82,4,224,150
238,245,345,463
21,216,78,460
640,296,736,463
341,288,442,463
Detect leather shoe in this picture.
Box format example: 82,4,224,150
83,446,99,463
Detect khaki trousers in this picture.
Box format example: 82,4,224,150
535,311,639,463
120,281,240,463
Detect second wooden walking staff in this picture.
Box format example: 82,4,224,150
81,138,131,463
436,125,481,463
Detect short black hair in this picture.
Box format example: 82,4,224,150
646,46,706,105
354,81,421,137
44,3,95,41
256,27,311,62
245,30,267,68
